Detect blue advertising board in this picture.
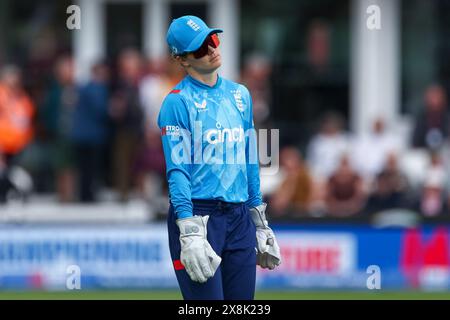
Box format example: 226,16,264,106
0,224,448,290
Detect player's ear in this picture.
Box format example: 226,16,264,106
176,55,190,68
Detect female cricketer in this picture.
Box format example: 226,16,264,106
158,15,281,300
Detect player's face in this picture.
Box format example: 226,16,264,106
182,34,222,73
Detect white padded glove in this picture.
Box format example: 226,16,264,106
249,203,281,270
176,215,222,283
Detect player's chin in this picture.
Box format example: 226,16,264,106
210,59,222,71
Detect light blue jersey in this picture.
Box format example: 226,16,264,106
157,75,262,218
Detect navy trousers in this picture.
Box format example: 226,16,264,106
167,200,257,300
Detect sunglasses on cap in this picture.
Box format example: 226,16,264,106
189,33,220,59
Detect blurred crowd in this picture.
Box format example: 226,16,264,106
1,47,450,221
267,83,450,219
0,49,185,217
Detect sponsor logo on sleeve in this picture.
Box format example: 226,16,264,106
162,125,181,137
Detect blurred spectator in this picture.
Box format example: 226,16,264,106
240,53,272,127
307,112,350,181
307,20,331,75
417,152,448,216
40,55,77,202
110,48,144,202
0,65,35,203
365,152,411,215
25,28,59,111
325,154,366,217
268,146,313,218
139,57,184,131
353,117,404,183
0,65,35,158
136,57,184,214
70,62,110,202
412,84,450,150
0,155,7,203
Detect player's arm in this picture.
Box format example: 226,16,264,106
242,85,281,270
158,93,193,219
243,87,263,208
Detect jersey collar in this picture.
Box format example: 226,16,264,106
187,74,222,90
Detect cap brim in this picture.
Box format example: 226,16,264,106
184,28,223,53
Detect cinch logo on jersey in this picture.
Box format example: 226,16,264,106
187,19,201,31
167,121,258,165
205,123,245,145
162,125,181,137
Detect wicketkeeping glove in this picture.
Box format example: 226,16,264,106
176,215,222,283
249,203,282,270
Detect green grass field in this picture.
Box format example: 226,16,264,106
0,290,450,300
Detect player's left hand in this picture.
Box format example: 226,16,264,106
249,203,281,270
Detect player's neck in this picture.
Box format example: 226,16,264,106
188,70,218,87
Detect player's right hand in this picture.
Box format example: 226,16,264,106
176,215,222,283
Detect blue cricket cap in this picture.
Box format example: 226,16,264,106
166,15,223,56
